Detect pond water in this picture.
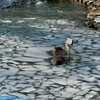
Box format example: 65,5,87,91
0,2,100,100
0,2,87,30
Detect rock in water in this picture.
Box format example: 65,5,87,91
0,0,12,9
0,0,21,9
35,0,43,5
25,0,32,7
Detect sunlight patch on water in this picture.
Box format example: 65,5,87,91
23,18,36,20
1,20,12,23
17,20,25,23
28,25,35,27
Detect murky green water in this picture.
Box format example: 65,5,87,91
0,2,87,30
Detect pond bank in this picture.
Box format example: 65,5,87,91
85,0,100,31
